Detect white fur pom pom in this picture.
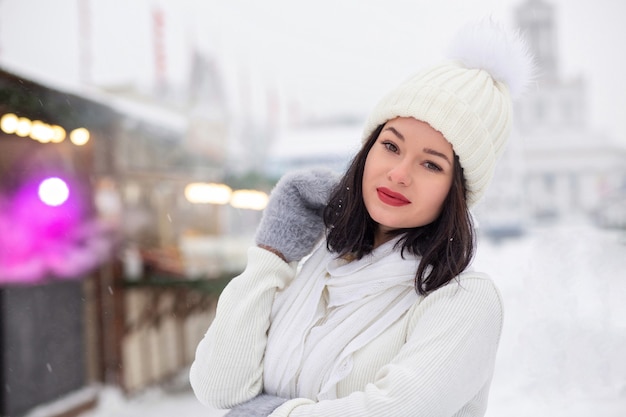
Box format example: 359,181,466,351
447,18,535,98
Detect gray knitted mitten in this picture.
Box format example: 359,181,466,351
255,168,339,263
224,394,288,417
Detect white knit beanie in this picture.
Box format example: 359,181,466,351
362,19,534,207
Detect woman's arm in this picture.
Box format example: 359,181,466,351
270,274,503,417
190,168,339,410
189,247,297,409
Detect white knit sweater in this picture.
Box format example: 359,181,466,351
189,246,503,416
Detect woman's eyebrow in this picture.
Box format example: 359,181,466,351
382,126,405,141
424,148,452,166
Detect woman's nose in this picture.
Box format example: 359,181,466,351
387,162,412,186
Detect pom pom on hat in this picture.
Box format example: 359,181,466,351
447,18,536,99
361,19,535,207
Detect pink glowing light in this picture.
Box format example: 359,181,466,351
38,177,69,206
0,176,117,284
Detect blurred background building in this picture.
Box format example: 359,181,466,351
475,0,626,237
0,2,274,415
0,0,624,416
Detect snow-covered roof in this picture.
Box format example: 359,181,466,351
0,62,188,132
98,94,188,132
269,122,363,161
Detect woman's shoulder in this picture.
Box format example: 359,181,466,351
404,268,504,340
456,268,496,286
408,268,503,317
450,268,502,303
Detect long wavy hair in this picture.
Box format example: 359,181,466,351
323,124,475,295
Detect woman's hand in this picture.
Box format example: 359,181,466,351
255,168,339,263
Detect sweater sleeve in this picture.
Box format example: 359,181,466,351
189,246,298,409
270,274,503,417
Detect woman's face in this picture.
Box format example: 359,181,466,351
362,117,454,244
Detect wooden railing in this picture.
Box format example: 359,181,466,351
97,268,236,393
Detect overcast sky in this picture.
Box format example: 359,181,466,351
195,0,625,141
0,0,624,143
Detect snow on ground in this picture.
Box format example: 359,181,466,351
477,224,626,416
79,386,226,417
79,224,626,417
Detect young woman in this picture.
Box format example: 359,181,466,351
190,20,534,417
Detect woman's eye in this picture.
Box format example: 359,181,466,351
382,141,398,153
424,161,442,172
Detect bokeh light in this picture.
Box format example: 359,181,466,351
69,127,90,145
30,120,53,143
38,177,70,206
184,182,232,204
230,189,269,210
50,125,66,143
0,113,18,134
15,117,32,137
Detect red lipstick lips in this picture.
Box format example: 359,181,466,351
377,187,410,207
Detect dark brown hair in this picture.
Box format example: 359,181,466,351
323,124,475,295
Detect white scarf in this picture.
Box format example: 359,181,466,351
263,237,421,400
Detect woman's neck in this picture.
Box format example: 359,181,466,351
373,226,397,249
